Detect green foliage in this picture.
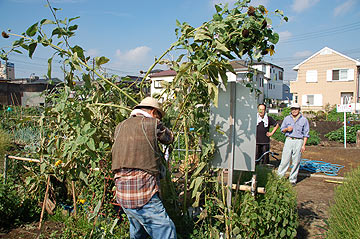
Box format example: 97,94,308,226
47,208,130,238
190,167,298,238
0,129,11,159
269,107,291,121
327,166,360,239
0,181,41,229
325,124,360,143
326,107,360,121
307,130,320,145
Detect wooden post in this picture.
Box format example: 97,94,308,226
38,175,51,230
3,155,8,184
72,181,77,217
226,82,236,209
357,130,360,148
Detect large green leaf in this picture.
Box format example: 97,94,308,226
269,32,279,44
95,56,110,66
28,43,37,58
47,56,53,79
26,23,38,37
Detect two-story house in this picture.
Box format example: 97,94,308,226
252,61,284,105
291,47,360,112
149,61,266,103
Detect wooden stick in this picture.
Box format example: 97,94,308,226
3,155,8,184
8,155,40,163
72,181,77,217
231,184,266,194
38,175,51,230
325,180,343,184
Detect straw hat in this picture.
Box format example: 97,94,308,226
135,97,165,118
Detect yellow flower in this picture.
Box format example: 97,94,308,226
264,7,268,14
55,160,63,167
266,48,275,56
78,199,86,204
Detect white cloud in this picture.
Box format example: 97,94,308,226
291,0,320,13
293,50,312,58
86,49,99,57
111,46,152,71
334,0,356,16
279,31,292,42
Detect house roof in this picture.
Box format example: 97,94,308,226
293,47,360,70
252,61,284,71
150,70,176,77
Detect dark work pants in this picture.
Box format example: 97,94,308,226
256,144,270,165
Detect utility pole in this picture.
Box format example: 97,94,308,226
5,59,8,80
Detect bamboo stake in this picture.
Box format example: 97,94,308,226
8,155,40,163
3,155,8,184
38,175,51,230
72,181,77,217
182,120,189,215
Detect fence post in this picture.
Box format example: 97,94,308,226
3,155,8,184
357,130,360,148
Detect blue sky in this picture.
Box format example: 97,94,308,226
1,0,360,81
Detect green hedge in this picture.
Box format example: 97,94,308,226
325,124,360,143
327,166,360,239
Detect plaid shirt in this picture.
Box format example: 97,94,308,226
115,168,159,209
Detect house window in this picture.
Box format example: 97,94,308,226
307,95,314,105
306,70,318,82
154,80,163,89
340,92,353,104
302,94,323,106
333,69,348,81
328,69,354,81
279,71,283,81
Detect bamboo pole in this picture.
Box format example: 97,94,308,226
3,155,8,184
71,181,77,217
38,175,51,230
8,155,40,163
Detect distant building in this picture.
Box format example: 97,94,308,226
291,47,360,112
0,77,61,106
0,61,15,81
252,61,284,105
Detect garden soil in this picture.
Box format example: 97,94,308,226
1,122,360,238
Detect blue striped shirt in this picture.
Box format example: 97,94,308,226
281,114,310,138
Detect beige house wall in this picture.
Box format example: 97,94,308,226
291,50,359,111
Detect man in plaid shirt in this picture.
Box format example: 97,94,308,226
112,97,176,239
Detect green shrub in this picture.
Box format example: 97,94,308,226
234,168,298,238
325,124,360,143
0,129,11,159
0,181,41,229
47,207,129,238
327,166,360,239
190,167,298,239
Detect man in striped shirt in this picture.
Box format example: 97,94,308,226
112,97,176,239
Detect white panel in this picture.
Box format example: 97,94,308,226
210,82,257,172
302,95,307,106
314,94,323,106
326,70,332,81
306,70,317,82
348,69,354,81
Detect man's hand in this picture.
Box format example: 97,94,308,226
301,144,306,153
266,132,273,137
287,126,293,132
